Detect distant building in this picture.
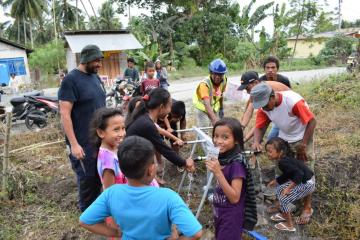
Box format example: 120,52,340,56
0,37,31,86
64,30,143,86
287,28,360,58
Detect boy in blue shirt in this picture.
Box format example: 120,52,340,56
79,136,202,239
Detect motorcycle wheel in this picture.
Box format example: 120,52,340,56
25,110,47,131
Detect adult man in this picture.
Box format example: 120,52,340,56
58,45,106,212
123,57,140,82
238,71,289,141
251,83,316,224
260,56,291,88
192,59,227,126
259,56,291,139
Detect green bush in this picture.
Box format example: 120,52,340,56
28,40,66,74
316,34,356,65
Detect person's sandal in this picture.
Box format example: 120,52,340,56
270,213,286,222
275,222,296,232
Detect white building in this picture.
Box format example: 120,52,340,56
0,37,31,86
64,30,143,86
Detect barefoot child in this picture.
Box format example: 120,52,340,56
80,136,202,239
266,137,315,232
205,118,251,240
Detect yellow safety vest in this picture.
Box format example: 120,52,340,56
192,76,227,113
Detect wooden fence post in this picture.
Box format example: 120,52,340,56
1,112,12,198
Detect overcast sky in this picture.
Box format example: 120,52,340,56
1,0,359,34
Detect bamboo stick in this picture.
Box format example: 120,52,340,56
1,112,12,197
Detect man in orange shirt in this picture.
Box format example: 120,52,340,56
192,59,227,127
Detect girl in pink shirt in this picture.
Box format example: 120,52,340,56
90,108,159,239
90,107,159,188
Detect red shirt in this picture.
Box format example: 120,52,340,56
141,78,160,95
255,93,314,129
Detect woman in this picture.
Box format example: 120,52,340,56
155,59,169,90
125,88,194,172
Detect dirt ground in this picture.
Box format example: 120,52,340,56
1,73,359,240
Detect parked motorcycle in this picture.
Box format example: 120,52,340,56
0,91,43,124
346,52,359,73
25,95,59,131
106,77,141,109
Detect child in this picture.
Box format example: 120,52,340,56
205,118,250,240
266,137,315,232
79,136,203,239
140,61,160,95
90,107,159,188
127,96,184,184
127,96,184,146
89,108,158,239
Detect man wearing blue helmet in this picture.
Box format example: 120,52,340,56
193,59,227,126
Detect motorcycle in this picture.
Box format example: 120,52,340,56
106,77,141,109
0,91,43,124
346,52,359,73
25,95,59,131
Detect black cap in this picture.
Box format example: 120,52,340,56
237,71,259,91
80,45,103,64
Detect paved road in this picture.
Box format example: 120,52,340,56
1,67,346,110
168,67,346,101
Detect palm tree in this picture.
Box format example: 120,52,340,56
2,0,46,46
0,20,10,37
55,0,82,31
98,1,121,30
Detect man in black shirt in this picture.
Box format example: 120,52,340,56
259,56,291,141
58,45,106,212
123,57,140,82
259,56,291,88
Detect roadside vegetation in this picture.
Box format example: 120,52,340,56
0,71,359,239
1,1,358,88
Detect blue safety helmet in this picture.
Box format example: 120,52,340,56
209,59,227,74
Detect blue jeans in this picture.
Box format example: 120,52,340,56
68,144,101,212
267,124,280,141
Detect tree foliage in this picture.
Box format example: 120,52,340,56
315,34,356,65
28,40,66,74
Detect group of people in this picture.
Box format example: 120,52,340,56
58,44,317,239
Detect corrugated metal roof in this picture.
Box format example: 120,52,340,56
64,33,143,53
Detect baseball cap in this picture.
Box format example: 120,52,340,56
250,82,273,109
80,45,103,64
237,71,259,90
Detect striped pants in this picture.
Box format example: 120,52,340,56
276,177,315,213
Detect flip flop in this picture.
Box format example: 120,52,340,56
295,208,314,225
275,222,296,232
270,213,286,222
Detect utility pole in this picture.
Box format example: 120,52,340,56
338,0,342,30
128,3,131,22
